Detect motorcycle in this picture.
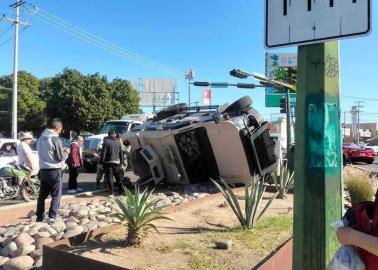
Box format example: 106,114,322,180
0,162,40,202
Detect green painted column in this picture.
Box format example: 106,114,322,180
293,41,343,270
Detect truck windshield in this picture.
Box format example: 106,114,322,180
99,121,129,134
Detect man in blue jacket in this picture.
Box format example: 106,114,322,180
36,118,68,222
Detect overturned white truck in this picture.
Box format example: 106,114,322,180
124,96,277,185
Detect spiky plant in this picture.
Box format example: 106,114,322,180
271,158,294,199
210,175,278,230
112,186,171,247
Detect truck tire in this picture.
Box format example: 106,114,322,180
224,96,252,114
154,103,187,121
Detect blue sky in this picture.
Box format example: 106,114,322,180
0,0,377,122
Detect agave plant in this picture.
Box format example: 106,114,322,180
271,158,294,199
112,186,171,247
210,175,278,230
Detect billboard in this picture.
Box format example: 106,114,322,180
265,53,297,107
202,89,211,105
129,78,178,107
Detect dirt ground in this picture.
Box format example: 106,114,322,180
68,190,293,270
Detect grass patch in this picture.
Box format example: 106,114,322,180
155,214,293,270
344,168,374,205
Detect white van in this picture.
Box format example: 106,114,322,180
82,114,153,170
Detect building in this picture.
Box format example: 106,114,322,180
344,122,377,143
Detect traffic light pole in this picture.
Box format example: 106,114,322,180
293,41,343,269
286,88,291,153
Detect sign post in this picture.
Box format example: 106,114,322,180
294,41,343,269
265,1,371,269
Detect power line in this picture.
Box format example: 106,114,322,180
342,95,378,102
0,26,27,46
0,24,13,38
22,4,182,76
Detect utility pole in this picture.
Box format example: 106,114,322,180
294,41,343,269
355,101,364,145
286,88,291,152
2,0,29,139
185,69,194,106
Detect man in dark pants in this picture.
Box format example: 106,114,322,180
36,118,67,222
67,136,84,194
101,130,123,195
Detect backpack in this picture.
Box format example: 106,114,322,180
353,190,378,270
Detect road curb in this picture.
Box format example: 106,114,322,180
0,189,106,212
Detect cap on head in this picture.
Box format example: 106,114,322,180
19,131,34,141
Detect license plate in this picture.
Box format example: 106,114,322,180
360,153,366,156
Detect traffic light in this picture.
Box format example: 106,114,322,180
230,69,249,79
280,97,287,113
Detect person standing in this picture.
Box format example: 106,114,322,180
36,118,67,222
101,130,123,194
17,132,39,176
67,136,84,194
94,138,106,189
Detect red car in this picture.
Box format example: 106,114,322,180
343,144,375,165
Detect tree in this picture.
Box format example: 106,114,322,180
0,71,47,136
43,68,141,135
110,78,141,117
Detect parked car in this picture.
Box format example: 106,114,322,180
0,139,18,168
343,144,375,165
82,116,147,171
125,96,278,186
365,143,378,156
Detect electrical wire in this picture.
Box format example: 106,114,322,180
0,26,28,47
22,4,182,76
34,5,181,75
0,24,13,38
342,95,378,102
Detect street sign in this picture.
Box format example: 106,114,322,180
265,53,297,107
265,0,371,48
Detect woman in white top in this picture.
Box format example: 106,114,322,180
17,132,39,176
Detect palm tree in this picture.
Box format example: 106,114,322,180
112,186,171,247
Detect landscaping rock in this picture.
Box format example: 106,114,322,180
30,248,42,258
14,233,35,247
35,238,53,249
34,256,42,268
4,228,17,238
1,242,17,257
58,209,70,218
51,221,66,232
10,244,35,257
65,216,79,224
214,240,233,250
3,255,34,270
27,228,38,236
34,232,50,240
63,227,84,239
76,209,89,219
0,255,9,267
1,237,15,248
65,222,78,231
83,221,98,231
52,232,64,241
0,228,6,237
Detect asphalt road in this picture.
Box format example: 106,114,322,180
0,171,98,207
352,156,378,172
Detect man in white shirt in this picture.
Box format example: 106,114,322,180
17,132,39,176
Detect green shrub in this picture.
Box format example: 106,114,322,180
112,186,172,247
344,170,374,206
271,158,294,199
210,175,278,230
